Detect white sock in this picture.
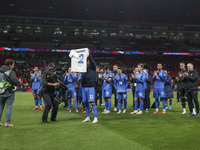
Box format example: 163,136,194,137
193,108,196,114
163,109,166,111
156,108,158,111
183,108,186,112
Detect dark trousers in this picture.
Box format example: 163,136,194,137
177,87,180,101
187,89,199,114
144,89,150,110
180,88,186,108
112,88,117,107
95,87,102,106
42,93,59,121
132,89,135,108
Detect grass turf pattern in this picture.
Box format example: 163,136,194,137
0,92,200,150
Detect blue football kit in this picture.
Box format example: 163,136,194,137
102,72,113,98
153,70,166,110
64,73,78,111
32,73,42,107
134,71,146,111
114,73,128,111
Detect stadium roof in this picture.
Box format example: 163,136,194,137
1,0,200,25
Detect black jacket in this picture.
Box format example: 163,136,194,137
182,69,199,90
130,78,136,91
41,70,57,93
146,74,152,91
176,69,187,89
95,72,103,88
0,65,20,86
82,54,96,87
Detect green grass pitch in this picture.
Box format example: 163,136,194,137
0,91,200,150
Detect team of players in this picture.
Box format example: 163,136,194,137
30,62,199,119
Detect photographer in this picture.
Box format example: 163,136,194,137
41,63,60,123
0,59,21,127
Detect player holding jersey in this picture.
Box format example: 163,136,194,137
64,67,78,112
81,50,98,123
130,64,146,115
114,67,128,114
102,65,113,114
153,63,166,114
31,67,43,110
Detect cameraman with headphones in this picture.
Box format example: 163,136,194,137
41,63,60,123
0,59,21,127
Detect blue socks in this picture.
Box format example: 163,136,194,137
161,98,166,109
155,99,159,108
140,101,143,111
105,101,108,110
83,102,85,109
134,101,138,110
74,100,78,110
92,104,97,117
38,98,42,107
118,101,122,111
108,101,111,111
34,98,38,107
68,101,72,110
170,102,172,106
85,103,90,117
124,101,127,110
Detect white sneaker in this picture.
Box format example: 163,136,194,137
0,123,3,126
117,111,121,114
4,123,13,127
123,109,126,113
136,111,143,114
82,117,90,122
102,109,107,113
182,112,186,115
103,110,110,114
130,110,138,114
114,107,117,112
92,117,98,123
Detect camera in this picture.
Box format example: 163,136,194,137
54,96,61,104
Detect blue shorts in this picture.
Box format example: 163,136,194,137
32,89,39,95
66,89,77,99
102,88,112,98
116,92,127,100
79,86,82,98
153,88,166,98
134,88,145,99
82,87,95,103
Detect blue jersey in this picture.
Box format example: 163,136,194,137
64,74,77,90
153,70,166,89
135,71,146,89
103,72,113,89
114,74,128,93
32,73,41,90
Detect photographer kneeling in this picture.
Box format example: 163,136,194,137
42,63,60,123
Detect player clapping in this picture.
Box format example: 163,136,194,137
114,67,128,114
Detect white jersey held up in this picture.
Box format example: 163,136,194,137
69,48,89,72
